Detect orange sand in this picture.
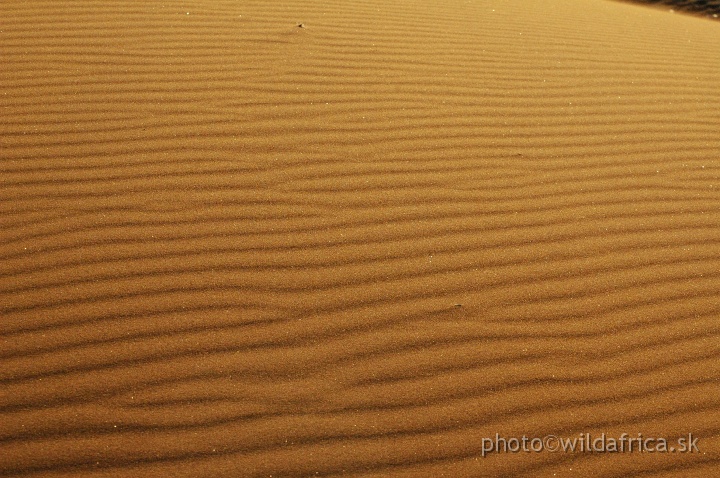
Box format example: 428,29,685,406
1,0,720,476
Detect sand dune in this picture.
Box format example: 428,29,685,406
1,0,720,476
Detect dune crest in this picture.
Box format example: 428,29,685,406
618,0,720,19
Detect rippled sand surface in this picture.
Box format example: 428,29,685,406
1,0,719,476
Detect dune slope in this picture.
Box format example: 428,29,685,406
1,0,720,476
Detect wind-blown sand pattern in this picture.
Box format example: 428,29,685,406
1,0,720,476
